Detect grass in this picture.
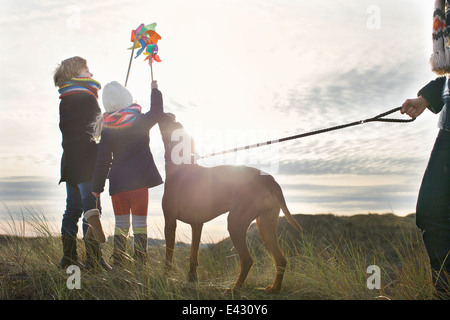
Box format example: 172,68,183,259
0,209,445,300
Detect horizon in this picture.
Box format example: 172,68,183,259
0,207,414,244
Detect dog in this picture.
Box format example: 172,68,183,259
158,113,302,293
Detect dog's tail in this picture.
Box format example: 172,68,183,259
263,174,302,233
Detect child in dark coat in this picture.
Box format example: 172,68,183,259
91,80,163,266
53,56,110,270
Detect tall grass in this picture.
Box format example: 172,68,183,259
0,208,441,300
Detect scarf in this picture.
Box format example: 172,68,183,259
431,0,450,75
103,104,142,128
58,77,101,99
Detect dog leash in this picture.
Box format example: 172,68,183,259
199,107,415,159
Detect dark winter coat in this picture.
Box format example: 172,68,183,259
418,76,446,113
92,88,164,195
418,76,450,131
59,93,101,184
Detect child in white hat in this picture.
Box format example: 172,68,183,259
91,80,163,266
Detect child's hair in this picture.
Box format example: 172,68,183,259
91,114,104,143
53,56,87,87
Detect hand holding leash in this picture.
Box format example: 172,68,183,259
401,96,428,119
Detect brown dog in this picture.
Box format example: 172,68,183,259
158,113,302,293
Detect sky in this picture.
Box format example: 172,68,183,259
0,0,441,242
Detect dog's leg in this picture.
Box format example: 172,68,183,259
188,223,203,282
256,212,287,294
227,213,253,293
164,217,177,273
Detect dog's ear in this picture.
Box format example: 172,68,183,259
159,112,180,136
165,112,176,122
159,112,174,126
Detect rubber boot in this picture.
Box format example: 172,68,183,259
113,234,128,268
133,233,148,265
85,238,112,271
59,235,85,269
432,270,450,299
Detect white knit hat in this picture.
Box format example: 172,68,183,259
102,81,133,113
431,0,450,75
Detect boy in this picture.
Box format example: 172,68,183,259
53,56,110,270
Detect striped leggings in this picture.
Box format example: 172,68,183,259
111,188,148,236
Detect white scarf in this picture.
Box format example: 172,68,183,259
431,0,450,75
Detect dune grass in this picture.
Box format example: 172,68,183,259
0,209,443,300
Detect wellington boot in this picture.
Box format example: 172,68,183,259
432,270,450,300
85,238,112,271
59,235,85,269
113,234,129,268
133,233,148,265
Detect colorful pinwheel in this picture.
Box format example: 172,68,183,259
125,22,162,86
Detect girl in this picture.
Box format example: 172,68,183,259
53,56,110,270
91,80,163,266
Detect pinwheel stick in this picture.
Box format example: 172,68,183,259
150,54,154,82
124,36,138,87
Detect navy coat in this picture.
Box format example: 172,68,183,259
92,88,164,195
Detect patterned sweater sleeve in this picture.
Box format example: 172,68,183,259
417,76,446,114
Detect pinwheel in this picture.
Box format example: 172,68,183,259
125,22,162,86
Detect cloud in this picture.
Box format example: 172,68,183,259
278,154,425,176
279,62,422,124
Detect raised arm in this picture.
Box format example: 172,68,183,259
143,80,163,128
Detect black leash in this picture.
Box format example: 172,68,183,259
199,107,415,159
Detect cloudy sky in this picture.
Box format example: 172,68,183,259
0,0,441,242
